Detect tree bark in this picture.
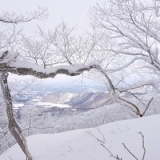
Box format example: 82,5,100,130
0,71,32,160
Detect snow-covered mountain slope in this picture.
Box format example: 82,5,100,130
41,92,77,104
1,114,160,160
68,92,112,108
41,92,112,108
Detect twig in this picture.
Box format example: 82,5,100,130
122,143,139,160
142,97,153,116
138,132,146,160
0,130,9,139
86,129,122,160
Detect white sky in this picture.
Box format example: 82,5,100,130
1,0,106,87
0,0,105,35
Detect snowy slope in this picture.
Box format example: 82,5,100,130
41,92,77,104
41,92,112,108
1,114,160,160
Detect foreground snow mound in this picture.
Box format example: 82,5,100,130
1,115,160,160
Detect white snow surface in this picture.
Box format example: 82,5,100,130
36,102,71,108
13,103,24,109
1,114,160,160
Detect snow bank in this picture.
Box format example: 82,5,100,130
1,114,160,160
36,102,71,108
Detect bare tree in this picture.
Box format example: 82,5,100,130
1,1,159,158
0,7,49,160
0,7,100,160
92,0,160,78
87,0,160,116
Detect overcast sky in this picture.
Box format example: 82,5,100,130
1,0,106,87
1,0,105,35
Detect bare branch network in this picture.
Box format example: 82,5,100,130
0,0,160,159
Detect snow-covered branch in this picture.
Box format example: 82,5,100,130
0,6,48,24
93,0,160,74
117,80,158,92
0,51,99,78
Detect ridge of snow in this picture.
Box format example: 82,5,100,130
1,114,160,160
8,60,99,74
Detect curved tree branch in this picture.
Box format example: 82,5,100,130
0,51,99,78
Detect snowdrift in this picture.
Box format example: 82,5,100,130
1,114,160,160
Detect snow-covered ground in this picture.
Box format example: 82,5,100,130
35,102,72,108
1,114,160,160
13,103,25,109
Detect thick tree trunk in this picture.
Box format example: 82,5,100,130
0,71,32,160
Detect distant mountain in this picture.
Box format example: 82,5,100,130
41,92,113,109
68,92,113,108
41,92,77,104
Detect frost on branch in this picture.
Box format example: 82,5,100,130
0,6,48,24
93,0,160,76
0,51,99,78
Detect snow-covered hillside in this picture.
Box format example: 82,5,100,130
1,92,160,155
41,92,112,109
1,114,160,160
